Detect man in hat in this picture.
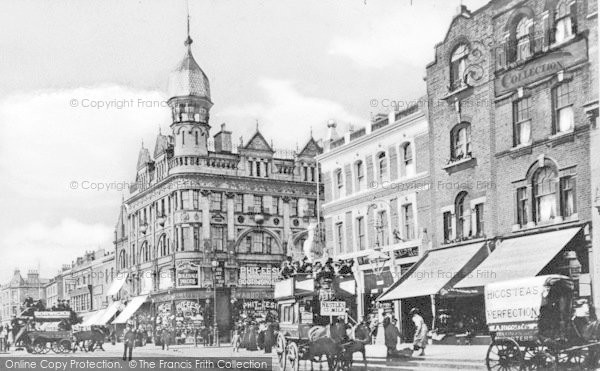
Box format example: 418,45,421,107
122,324,135,361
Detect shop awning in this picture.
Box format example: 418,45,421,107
96,301,121,325
107,273,128,296
378,242,487,301
81,310,105,326
111,295,148,324
455,227,582,289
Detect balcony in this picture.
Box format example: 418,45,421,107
443,152,475,173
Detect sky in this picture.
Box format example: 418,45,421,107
0,0,489,282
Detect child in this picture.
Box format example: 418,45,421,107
232,327,241,352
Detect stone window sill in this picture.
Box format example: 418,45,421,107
443,156,476,171
511,213,578,232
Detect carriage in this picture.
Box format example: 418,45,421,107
15,311,73,354
274,273,357,370
484,275,600,370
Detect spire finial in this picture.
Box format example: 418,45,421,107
184,6,193,47
256,119,259,131
141,139,144,148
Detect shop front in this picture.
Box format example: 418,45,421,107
232,263,279,323
378,241,489,344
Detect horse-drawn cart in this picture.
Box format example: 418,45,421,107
484,275,600,370
15,311,73,354
274,273,357,370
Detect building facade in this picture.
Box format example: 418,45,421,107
319,104,431,331
112,30,321,340
0,270,48,325
44,265,71,310
63,249,115,315
379,0,598,343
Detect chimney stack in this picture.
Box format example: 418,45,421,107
214,123,232,153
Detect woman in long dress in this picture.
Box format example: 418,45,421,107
410,308,428,356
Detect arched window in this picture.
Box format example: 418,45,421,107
554,1,575,43
450,123,472,161
401,143,414,177
195,131,199,145
355,160,364,191
377,152,388,181
450,43,469,90
237,231,281,255
455,192,470,239
157,234,167,257
140,241,150,263
119,250,126,269
181,131,185,145
533,166,557,222
515,17,532,61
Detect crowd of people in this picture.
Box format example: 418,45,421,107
279,257,354,281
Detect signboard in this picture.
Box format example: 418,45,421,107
213,262,225,288
495,38,588,96
320,301,346,316
176,261,200,287
34,311,70,319
238,265,278,286
484,279,545,325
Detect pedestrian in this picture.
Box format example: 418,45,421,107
232,326,241,352
122,325,135,361
160,327,170,351
383,317,401,360
410,308,428,356
202,325,209,346
263,322,274,354
194,327,199,347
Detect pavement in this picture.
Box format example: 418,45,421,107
0,342,489,370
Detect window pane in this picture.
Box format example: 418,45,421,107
558,106,574,132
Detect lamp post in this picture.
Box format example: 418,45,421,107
211,259,219,346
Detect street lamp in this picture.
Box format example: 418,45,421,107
211,259,219,346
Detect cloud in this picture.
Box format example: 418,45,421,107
0,218,113,282
0,85,170,280
218,79,363,148
328,6,449,69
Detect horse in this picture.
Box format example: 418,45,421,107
338,322,371,370
72,327,109,352
580,319,600,368
305,321,347,371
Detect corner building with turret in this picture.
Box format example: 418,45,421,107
110,31,323,343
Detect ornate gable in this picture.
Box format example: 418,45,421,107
243,131,274,153
298,138,323,158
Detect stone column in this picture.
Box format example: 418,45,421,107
282,196,291,253
225,192,235,241
200,190,211,248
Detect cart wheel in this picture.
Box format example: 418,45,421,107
59,339,72,354
486,338,522,371
33,339,47,354
51,341,61,354
555,348,587,371
523,346,553,370
286,342,300,371
276,333,287,370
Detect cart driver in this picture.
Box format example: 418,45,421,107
572,298,590,337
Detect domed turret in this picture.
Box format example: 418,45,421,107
167,16,212,157
167,39,211,100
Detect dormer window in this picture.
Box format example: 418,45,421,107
450,43,469,91
554,1,576,43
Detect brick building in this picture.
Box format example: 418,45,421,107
319,103,431,330
379,0,599,342
110,28,321,342
0,270,48,325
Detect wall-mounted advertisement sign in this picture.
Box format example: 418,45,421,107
238,265,278,286
176,261,200,287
